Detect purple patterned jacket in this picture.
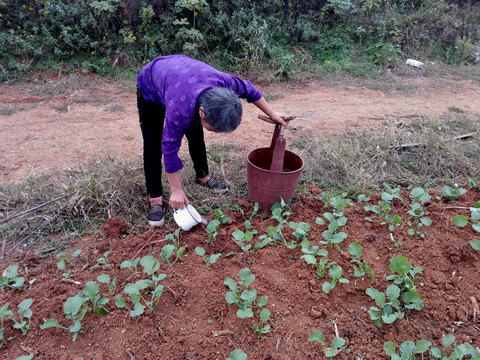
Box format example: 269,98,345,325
137,55,262,173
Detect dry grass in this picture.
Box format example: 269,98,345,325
296,113,480,195
1,114,479,255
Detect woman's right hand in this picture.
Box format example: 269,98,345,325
169,189,189,209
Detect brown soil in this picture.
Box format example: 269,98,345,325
2,190,480,359
1,73,480,359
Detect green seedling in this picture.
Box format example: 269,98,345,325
83,280,110,315
469,177,478,189
357,194,370,203
289,221,310,243
195,247,222,266
165,227,181,243
160,243,186,266
1,302,11,348
326,193,353,213
437,184,467,202
0,299,33,347
364,184,402,232
236,202,260,222
206,219,221,245
383,339,432,360
41,293,90,341
430,333,480,359
115,254,167,316
229,349,247,360
269,198,292,244
224,268,271,337
253,234,275,250
366,285,404,327
453,208,480,233
316,213,348,248
97,273,117,292
232,220,259,251
41,276,111,340
90,250,113,270
56,249,82,277
322,265,349,294
407,187,432,239
309,331,350,358
205,208,230,245
300,239,333,279
120,258,140,277
389,233,404,250
215,208,230,224
11,298,33,335
385,254,423,310
252,308,271,338
348,242,374,280
0,265,25,290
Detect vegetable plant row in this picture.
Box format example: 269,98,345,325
1,180,480,359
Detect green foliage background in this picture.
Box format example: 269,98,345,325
0,0,479,80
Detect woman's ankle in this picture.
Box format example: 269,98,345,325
149,196,163,206
197,176,210,184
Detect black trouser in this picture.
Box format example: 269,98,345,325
137,90,209,198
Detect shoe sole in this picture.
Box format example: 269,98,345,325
148,218,165,227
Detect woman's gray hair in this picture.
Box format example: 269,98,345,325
200,87,242,132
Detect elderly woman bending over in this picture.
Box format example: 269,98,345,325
137,54,285,227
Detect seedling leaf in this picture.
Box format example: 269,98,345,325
331,337,346,349
348,242,362,258
18,298,33,313
224,278,238,292
69,320,81,333
383,341,396,356
470,239,480,250
240,289,257,302
114,294,127,308
229,349,247,360
421,217,432,226
386,285,400,301
259,308,270,322
414,340,431,353
40,318,62,329
236,308,253,318
195,247,206,257
399,341,415,355
452,215,469,227
225,292,237,304
140,255,160,275
15,354,34,360
63,295,83,318
442,334,455,348
83,281,99,298
257,296,268,308
130,302,145,317
322,282,334,294
97,274,110,284
160,244,175,263
309,330,325,344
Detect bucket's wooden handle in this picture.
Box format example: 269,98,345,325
258,115,296,123
270,124,286,172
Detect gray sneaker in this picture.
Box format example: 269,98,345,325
195,178,228,193
147,204,165,227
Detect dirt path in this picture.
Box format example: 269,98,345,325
1,75,479,183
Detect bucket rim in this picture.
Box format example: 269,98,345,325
247,147,304,173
